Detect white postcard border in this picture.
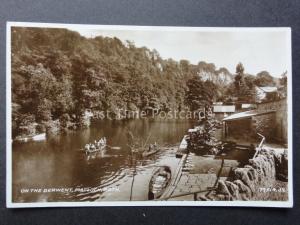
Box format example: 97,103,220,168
6,22,293,208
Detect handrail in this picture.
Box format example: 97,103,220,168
253,133,265,159
257,133,265,148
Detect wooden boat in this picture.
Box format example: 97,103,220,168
130,143,160,156
142,146,160,157
32,133,46,141
148,166,172,200
14,133,46,143
84,138,107,154
85,144,106,154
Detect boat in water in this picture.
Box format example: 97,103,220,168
85,144,106,154
32,133,46,141
131,143,160,157
84,137,107,154
14,133,46,143
142,145,160,157
148,166,172,200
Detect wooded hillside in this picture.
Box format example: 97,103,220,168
11,27,281,137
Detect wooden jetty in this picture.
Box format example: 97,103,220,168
175,135,189,158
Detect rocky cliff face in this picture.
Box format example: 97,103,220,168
198,67,233,86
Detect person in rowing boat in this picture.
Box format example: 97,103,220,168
95,139,99,148
98,138,104,147
148,144,153,152
85,144,90,152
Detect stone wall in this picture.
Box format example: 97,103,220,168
252,113,276,140
205,149,288,201
257,99,287,143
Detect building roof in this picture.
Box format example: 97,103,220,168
213,105,235,113
241,104,256,109
213,102,223,105
257,86,278,93
188,128,198,133
223,109,276,121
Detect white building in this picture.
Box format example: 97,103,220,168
255,86,278,103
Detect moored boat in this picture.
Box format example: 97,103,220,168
148,166,172,200
14,133,46,143
32,133,46,141
130,143,160,157
142,146,160,157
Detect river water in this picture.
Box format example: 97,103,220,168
12,118,195,202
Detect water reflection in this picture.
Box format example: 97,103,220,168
12,118,194,202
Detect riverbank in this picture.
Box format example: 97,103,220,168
13,115,198,142
162,145,288,201
12,118,194,202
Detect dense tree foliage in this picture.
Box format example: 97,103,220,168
11,28,222,136
185,76,217,111
225,63,280,103
255,71,276,86
11,28,281,137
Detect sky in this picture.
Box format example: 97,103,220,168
70,27,290,77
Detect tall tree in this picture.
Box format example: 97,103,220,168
255,71,275,86
234,62,244,90
186,76,217,111
233,63,256,102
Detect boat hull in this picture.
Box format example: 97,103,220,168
148,166,171,200
32,133,46,141
85,145,106,154
14,133,46,142
142,148,160,157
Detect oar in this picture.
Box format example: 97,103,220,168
142,133,152,149
106,145,121,150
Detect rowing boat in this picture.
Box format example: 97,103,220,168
14,133,46,142
148,166,171,200
85,144,106,154
142,147,160,157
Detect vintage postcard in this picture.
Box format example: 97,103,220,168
6,22,293,207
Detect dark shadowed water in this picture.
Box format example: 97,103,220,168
12,118,195,202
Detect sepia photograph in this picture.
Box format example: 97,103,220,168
6,23,292,207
